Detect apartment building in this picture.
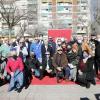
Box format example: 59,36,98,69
40,0,91,34
0,0,91,36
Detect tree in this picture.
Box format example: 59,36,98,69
0,0,27,39
90,0,100,35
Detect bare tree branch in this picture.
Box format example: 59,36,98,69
0,0,27,38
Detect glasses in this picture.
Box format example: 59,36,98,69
57,50,62,51
46,54,50,55
19,42,23,44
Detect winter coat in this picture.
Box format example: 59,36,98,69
52,52,68,69
6,57,24,74
25,57,41,70
78,57,95,81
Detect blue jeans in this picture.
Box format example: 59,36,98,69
8,70,24,92
64,67,70,78
34,69,40,77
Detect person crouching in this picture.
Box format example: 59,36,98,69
52,47,68,83
42,51,55,77
5,48,24,92
25,52,43,80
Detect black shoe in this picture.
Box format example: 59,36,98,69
57,79,61,83
86,82,90,89
25,85,29,89
17,88,22,93
91,80,96,85
57,77,61,83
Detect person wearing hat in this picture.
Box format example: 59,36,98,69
5,48,24,92
52,47,68,83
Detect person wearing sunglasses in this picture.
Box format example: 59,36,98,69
52,47,68,83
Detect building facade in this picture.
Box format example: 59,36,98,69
40,0,91,34
0,0,91,36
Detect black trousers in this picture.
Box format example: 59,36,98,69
95,57,100,75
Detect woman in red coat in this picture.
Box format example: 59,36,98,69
6,48,24,92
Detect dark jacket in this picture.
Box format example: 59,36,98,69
48,41,56,57
67,50,79,66
42,57,54,70
26,41,32,56
79,57,95,81
91,39,100,58
25,57,41,70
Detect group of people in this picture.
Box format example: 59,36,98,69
0,34,100,92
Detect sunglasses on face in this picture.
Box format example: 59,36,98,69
57,49,62,51
19,42,23,44
46,54,50,55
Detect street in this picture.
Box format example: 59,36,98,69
0,84,100,100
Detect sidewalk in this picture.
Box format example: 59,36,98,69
0,84,100,100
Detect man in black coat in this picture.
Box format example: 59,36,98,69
91,35,100,76
42,51,55,77
48,37,56,57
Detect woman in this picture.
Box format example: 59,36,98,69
77,50,96,88
67,41,79,81
5,48,24,92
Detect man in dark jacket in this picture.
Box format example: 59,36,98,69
52,47,68,83
42,51,55,77
48,37,56,57
91,35,100,76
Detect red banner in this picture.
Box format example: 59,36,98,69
48,29,72,42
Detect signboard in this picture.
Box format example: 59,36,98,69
48,29,72,42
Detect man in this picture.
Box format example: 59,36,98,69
0,38,10,81
48,37,56,57
52,47,68,83
25,38,32,57
42,51,55,77
0,38,10,61
91,35,100,77
30,36,42,63
17,38,28,62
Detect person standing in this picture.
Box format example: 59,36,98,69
91,35,100,77
48,37,56,57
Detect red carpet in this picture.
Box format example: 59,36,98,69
31,76,100,85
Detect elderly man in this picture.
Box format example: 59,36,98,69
52,47,68,83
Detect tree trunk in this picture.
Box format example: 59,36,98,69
9,28,12,40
